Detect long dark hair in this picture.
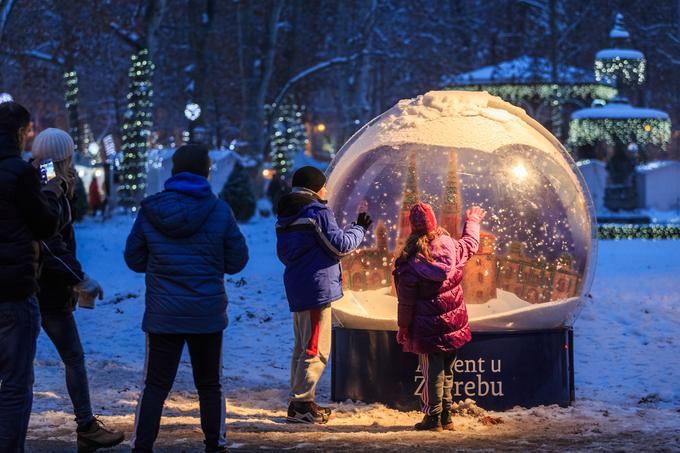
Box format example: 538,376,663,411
0,102,31,147
399,227,449,262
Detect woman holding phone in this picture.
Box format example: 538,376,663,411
31,128,124,452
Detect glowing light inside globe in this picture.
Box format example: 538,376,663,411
511,163,529,180
328,91,597,332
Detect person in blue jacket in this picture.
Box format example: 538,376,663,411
124,144,248,453
276,166,371,424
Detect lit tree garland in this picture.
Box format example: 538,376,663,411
569,117,671,147
599,224,680,240
63,69,82,153
444,84,617,104
594,14,646,87
267,96,307,181
118,48,154,208
595,56,646,86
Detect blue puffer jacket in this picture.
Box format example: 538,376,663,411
276,189,365,312
124,172,248,334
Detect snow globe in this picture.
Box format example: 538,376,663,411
329,91,597,410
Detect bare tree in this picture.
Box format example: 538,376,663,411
236,0,284,160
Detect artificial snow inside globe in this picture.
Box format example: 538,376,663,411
329,91,597,333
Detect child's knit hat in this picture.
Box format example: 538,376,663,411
292,166,326,192
409,202,437,235
31,128,75,163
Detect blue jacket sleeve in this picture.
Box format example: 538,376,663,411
315,207,366,256
124,213,149,273
223,206,249,274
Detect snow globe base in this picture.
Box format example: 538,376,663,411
331,327,574,411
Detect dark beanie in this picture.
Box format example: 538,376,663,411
292,166,326,192
172,144,210,177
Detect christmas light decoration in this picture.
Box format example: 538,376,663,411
569,13,671,150
594,14,646,86
63,69,82,153
184,102,201,121
446,83,617,104
595,56,646,86
569,117,671,147
118,48,155,207
267,96,308,180
598,224,680,240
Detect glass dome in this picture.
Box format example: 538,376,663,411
329,91,597,332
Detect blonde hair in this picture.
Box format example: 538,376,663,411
399,227,449,262
53,158,71,178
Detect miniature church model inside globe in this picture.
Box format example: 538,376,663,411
329,91,597,332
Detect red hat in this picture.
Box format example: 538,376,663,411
409,202,437,235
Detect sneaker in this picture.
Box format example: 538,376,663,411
414,413,443,432
311,401,333,419
286,401,329,424
76,417,125,452
441,408,454,431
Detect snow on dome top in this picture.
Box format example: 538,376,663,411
330,91,564,186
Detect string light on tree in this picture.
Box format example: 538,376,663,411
64,70,83,153
118,48,155,208
267,95,308,180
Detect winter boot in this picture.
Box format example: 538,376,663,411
441,406,454,431
311,401,333,420
76,418,125,452
414,413,443,432
286,401,329,424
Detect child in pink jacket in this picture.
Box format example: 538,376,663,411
394,202,485,431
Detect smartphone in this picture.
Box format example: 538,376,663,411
39,159,57,185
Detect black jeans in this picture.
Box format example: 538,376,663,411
41,312,94,428
0,296,41,453
131,332,225,453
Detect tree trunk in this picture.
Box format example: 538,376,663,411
236,0,284,160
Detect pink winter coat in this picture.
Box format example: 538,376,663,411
394,221,480,354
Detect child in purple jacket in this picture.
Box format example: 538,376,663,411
394,202,485,431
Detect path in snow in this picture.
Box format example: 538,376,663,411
27,214,680,451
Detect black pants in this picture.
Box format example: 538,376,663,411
419,350,457,415
131,332,225,453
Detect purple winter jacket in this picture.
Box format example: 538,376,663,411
394,221,481,354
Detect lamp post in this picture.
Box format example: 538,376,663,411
184,102,201,143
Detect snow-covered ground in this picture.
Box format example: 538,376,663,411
27,212,680,451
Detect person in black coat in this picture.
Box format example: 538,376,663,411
30,128,124,452
0,102,63,453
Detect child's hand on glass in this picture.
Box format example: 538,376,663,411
397,327,409,345
466,206,486,223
